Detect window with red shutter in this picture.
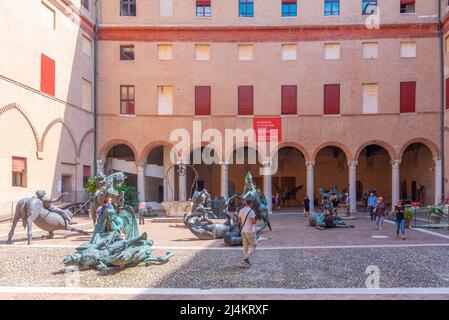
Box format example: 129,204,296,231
238,86,254,115
195,86,211,115
400,81,416,113
281,85,297,115
12,157,27,187
324,84,340,115
41,54,55,96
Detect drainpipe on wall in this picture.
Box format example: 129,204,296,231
93,0,99,176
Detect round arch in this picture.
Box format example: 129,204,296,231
354,140,397,161
312,141,353,162
398,138,440,160
139,140,177,164
98,139,139,162
271,142,310,162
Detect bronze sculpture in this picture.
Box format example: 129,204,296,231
6,191,88,245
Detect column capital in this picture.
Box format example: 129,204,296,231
433,156,442,162
219,161,230,166
136,162,146,170
306,161,315,167
347,160,358,167
390,159,402,167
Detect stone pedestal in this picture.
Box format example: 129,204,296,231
337,204,357,220
161,201,192,217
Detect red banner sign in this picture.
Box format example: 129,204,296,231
253,118,282,142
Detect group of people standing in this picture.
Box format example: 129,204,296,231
367,191,406,240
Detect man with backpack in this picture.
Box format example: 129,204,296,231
238,196,257,268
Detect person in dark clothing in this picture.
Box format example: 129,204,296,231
393,200,406,240
331,195,339,214
303,196,310,218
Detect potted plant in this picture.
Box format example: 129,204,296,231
404,206,414,229
428,207,446,225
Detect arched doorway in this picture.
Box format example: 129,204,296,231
105,144,137,188
357,144,392,206
314,146,348,208
272,147,306,207
400,143,435,205
186,146,221,198
228,146,262,195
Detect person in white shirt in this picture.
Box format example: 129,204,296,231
238,197,257,267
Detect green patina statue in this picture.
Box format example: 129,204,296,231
308,212,354,230
63,172,173,270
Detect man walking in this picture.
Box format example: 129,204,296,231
238,196,257,268
367,192,377,221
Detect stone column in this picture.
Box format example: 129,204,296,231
164,146,175,201
220,162,229,199
262,162,273,214
96,159,105,175
137,163,146,203
348,161,358,214
178,165,187,201
306,161,315,212
391,160,401,210
434,157,443,205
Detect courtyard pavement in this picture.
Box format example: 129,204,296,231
0,212,448,300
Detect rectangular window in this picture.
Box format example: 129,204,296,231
400,0,415,14
282,0,297,17
82,35,92,56
363,42,378,59
41,2,56,30
362,0,377,15
120,0,136,16
238,86,254,115
159,0,173,17
196,0,211,17
282,44,297,60
281,85,297,115
83,165,91,186
400,81,416,113
196,44,211,61
238,44,254,61
81,0,89,10
324,0,339,16
195,86,211,116
158,85,174,115
12,157,27,187
362,83,378,114
239,0,254,17
158,44,173,60
324,43,340,60
324,84,340,115
41,54,55,96
120,85,135,114
400,42,416,58
120,45,135,60
82,78,92,111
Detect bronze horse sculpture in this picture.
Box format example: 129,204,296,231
6,193,88,245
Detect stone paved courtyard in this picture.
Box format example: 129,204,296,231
1,212,449,300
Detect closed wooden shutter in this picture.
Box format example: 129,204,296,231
238,86,254,115
195,86,211,115
83,165,91,178
281,85,297,115
41,54,55,96
324,84,340,115
400,81,416,113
